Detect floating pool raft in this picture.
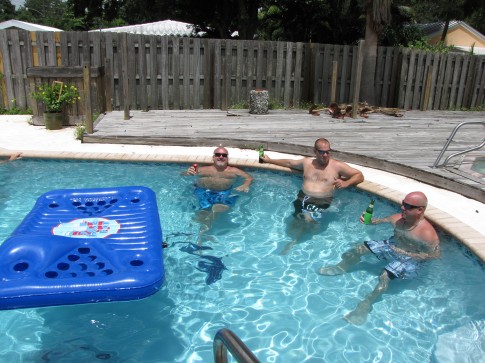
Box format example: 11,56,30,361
0,186,164,310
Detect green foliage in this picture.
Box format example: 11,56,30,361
230,101,249,109
257,0,363,44
16,0,84,30
406,40,456,53
0,0,16,21
74,122,86,141
32,82,80,112
267,98,284,110
459,104,485,112
0,106,33,115
0,98,32,115
380,22,424,47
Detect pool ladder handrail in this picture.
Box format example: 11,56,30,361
432,121,485,168
213,328,260,363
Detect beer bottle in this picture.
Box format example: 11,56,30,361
363,199,375,225
258,144,264,163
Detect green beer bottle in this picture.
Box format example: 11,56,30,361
363,199,375,225
258,144,264,163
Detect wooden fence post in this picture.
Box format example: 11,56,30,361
331,60,338,103
352,40,365,118
83,62,93,133
104,58,113,112
421,67,433,111
121,33,130,120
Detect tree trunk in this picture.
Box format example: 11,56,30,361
440,19,450,42
360,11,377,106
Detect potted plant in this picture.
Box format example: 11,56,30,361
32,81,80,130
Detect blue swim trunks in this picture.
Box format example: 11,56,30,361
194,187,239,210
365,237,419,279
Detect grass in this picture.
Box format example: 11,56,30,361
0,106,32,115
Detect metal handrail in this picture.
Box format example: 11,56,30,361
213,328,260,363
432,121,485,168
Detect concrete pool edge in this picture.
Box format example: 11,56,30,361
2,148,485,263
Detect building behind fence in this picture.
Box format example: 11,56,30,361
0,29,484,120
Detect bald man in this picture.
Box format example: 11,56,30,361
185,146,253,211
185,147,253,244
319,191,440,325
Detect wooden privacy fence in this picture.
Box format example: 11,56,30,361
0,29,484,118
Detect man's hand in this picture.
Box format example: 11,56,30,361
235,185,249,192
260,154,271,163
186,165,197,175
333,177,344,189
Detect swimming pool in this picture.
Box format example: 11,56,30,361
1,159,484,362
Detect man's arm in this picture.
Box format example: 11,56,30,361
260,154,305,171
361,213,400,226
334,161,364,189
232,167,253,192
0,153,22,164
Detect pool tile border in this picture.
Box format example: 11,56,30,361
3,149,485,263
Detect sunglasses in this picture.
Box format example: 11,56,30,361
402,201,424,210
214,153,228,158
316,149,331,155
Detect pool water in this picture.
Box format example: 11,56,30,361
1,160,485,362
471,157,485,174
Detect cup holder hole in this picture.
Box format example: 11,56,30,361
14,262,29,272
45,271,58,278
57,262,70,271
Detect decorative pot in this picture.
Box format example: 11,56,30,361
43,112,64,130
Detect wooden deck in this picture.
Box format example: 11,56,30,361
84,109,485,203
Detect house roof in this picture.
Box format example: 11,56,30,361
92,19,196,37
0,19,62,32
415,20,485,43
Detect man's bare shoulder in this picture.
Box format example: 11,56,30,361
302,157,316,167
417,219,440,243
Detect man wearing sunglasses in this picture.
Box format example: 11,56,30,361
185,147,253,240
261,138,363,221
260,138,364,253
319,191,440,325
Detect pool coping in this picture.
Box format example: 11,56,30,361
3,148,485,264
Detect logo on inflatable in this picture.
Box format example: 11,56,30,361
52,217,121,238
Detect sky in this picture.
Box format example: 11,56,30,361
11,0,25,9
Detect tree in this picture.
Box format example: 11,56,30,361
168,0,262,39
0,0,16,22
17,0,84,30
258,0,363,44
360,0,391,105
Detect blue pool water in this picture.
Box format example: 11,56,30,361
472,157,485,174
1,159,485,362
